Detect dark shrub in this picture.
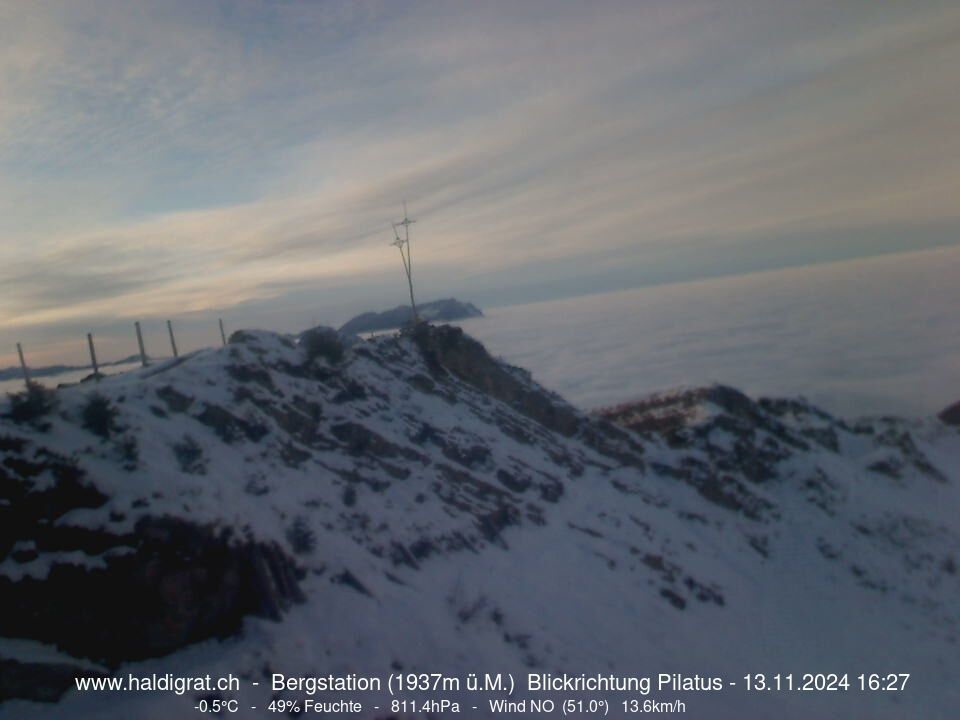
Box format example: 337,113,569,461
227,329,259,347
301,327,344,365
116,435,139,470
285,516,316,556
7,383,56,427
82,393,118,439
173,434,206,474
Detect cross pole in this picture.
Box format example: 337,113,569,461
392,202,419,324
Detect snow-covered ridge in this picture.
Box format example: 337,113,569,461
1,325,958,718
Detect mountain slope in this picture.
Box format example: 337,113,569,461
1,326,958,718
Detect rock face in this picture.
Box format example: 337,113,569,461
596,385,953,518
0,326,957,718
0,456,303,704
0,386,304,702
939,400,960,426
0,514,301,667
339,297,482,335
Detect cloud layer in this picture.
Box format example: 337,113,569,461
461,244,960,418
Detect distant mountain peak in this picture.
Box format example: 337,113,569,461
339,298,482,335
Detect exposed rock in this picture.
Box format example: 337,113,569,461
938,400,960,426
411,324,582,438
156,385,193,413
0,517,302,674
194,403,268,444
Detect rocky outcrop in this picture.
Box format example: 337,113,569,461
939,400,960,426
411,324,581,437
0,433,302,702
596,384,949,515
1,517,301,668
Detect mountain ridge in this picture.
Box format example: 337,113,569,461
0,324,957,718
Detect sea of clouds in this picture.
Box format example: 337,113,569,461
459,245,960,419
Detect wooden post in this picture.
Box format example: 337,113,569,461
135,321,148,367
16,343,31,388
87,333,100,379
167,320,178,358
219,318,227,347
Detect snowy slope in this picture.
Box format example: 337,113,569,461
0,325,957,719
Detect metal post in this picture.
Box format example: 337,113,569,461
401,201,418,323
87,333,100,379
16,343,31,388
167,320,178,358
392,202,419,324
219,318,227,347
135,321,148,367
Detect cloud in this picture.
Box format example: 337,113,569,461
1,0,959,365
460,244,960,417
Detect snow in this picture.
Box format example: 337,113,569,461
0,322,957,718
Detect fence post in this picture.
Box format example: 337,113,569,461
87,333,100,379
16,343,31,389
219,318,227,347
167,320,178,358
135,321,148,367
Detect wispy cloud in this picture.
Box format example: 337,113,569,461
1,0,959,364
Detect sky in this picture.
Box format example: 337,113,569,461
1,0,959,365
